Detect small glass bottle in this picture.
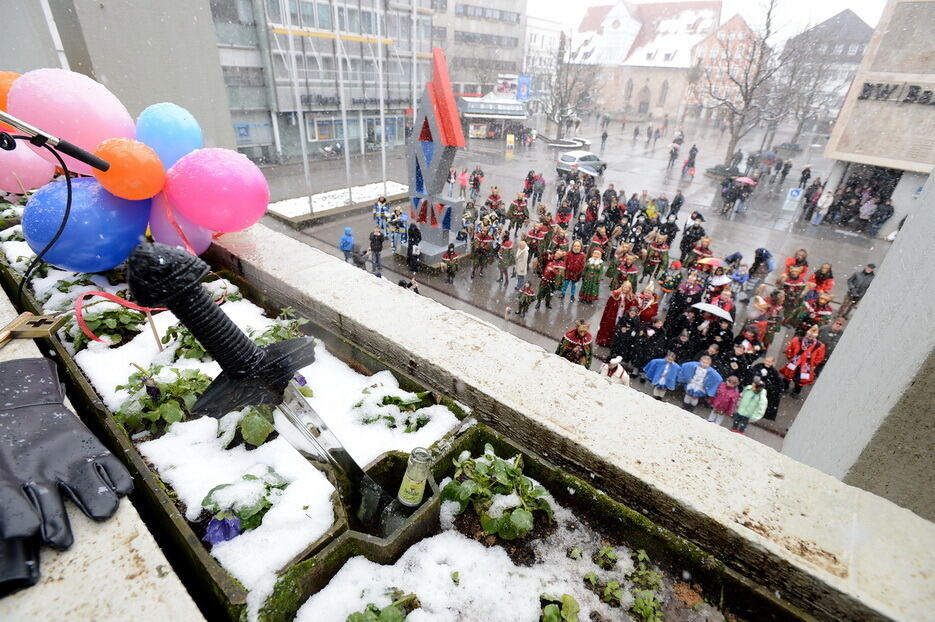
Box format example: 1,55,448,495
396,447,431,507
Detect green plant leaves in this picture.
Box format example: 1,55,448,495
240,408,275,446
539,593,580,622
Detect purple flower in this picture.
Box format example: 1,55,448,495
202,514,241,546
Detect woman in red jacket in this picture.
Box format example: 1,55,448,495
559,239,586,299
808,262,835,293
780,325,825,395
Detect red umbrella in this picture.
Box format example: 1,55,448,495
697,257,725,267
734,177,757,185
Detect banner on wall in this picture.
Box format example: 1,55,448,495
517,75,532,101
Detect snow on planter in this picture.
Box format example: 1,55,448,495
139,416,336,620
297,343,461,466
268,181,408,218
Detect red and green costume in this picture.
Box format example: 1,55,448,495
556,329,594,367
578,257,604,302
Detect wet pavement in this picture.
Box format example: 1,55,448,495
265,119,892,450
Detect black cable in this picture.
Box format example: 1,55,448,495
6,135,73,307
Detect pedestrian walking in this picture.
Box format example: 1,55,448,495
532,174,545,205
838,263,875,318
745,357,782,420
780,325,825,395
729,378,768,434
496,233,515,285
600,130,609,153
798,166,811,189
559,239,585,299
447,167,457,197
706,376,741,426
406,222,422,272
339,226,354,262
677,355,723,413
555,320,593,367
599,356,630,386
457,167,469,199
644,351,681,400
513,240,529,290
368,226,385,276
441,243,460,284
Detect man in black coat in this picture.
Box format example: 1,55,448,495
630,318,667,377
746,356,783,420
369,226,385,277
406,222,422,272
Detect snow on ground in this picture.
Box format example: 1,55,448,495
292,344,460,466
269,181,408,218
296,498,634,622
139,416,336,622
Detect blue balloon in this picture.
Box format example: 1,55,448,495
136,102,204,169
22,178,150,273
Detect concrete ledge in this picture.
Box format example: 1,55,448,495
0,287,203,621
211,223,935,622
267,191,409,229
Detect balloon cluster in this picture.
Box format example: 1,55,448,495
0,68,269,273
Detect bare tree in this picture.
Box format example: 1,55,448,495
696,0,793,165
469,60,499,95
778,32,841,145
542,32,601,139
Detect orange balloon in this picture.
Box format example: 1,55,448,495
0,71,20,132
92,138,166,200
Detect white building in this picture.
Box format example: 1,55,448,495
523,15,563,110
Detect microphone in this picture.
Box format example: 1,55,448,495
0,110,110,172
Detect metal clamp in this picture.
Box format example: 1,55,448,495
0,313,67,350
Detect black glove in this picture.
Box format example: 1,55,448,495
0,358,133,553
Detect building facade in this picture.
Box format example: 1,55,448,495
429,0,528,96
783,9,872,130
573,1,721,123
683,14,756,121
523,15,563,111
211,0,433,168
822,0,935,238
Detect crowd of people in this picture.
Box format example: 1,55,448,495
718,150,898,237
421,164,877,433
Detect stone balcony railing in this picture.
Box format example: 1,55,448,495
208,223,935,622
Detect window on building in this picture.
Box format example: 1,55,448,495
266,0,282,23
288,0,298,25
361,10,373,33
385,14,397,38
728,31,735,40
347,8,359,32
317,2,331,29
432,26,447,41
431,0,447,9
299,1,315,26
210,0,239,23
624,78,633,101
658,80,668,105
717,31,725,40
663,52,673,61
848,44,859,55
818,43,828,54
833,43,844,55
709,46,718,58
734,45,743,59
737,31,745,40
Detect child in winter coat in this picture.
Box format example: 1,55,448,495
706,376,741,426
729,264,749,298
677,355,723,412
643,351,681,400
515,281,536,317
339,227,354,262
731,378,769,433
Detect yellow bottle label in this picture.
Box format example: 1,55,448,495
397,474,426,507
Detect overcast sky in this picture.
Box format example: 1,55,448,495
528,0,887,40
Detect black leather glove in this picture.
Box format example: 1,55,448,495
0,358,133,554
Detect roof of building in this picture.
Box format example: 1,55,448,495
574,0,721,68
802,9,873,40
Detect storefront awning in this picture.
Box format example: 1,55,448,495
463,113,528,120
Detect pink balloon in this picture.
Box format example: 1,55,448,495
149,192,212,254
164,148,269,232
7,68,135,176
0,143,56,193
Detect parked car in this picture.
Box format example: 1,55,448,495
556,150,606,178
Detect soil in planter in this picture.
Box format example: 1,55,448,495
451,506,559,566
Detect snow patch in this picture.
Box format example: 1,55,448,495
268,181,408,218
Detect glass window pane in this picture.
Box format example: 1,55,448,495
289,0,298,24
338,6,346,30
361,10,373,34
317,3,332,29
348,8,359,33
301,1,315,26
267,0,282,23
